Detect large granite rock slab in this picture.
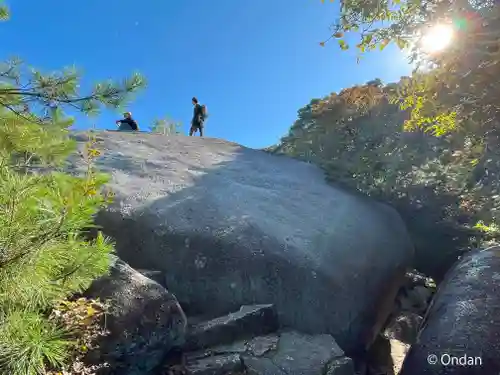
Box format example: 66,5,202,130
69,131,413,353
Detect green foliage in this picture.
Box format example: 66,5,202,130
0,310,71,375
0,112,115,374
0,6,146,374
306,0,500,277
0,1,9,20
150,117,182,135
0,58,146,117
323,0,500,137
271,79,500,279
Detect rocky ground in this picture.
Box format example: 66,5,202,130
53,261,433,375
41,254,430,375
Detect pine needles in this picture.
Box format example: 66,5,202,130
0,111,115,374
0,10,146,371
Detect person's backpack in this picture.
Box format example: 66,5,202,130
200,104,207,121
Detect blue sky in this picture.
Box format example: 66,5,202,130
1,0,411,148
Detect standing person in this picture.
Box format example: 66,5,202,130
189,97,207,137
116,111,139,131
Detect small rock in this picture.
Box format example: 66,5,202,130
382,311,423,344
271,331,344,375
246,335,279,356
185,354,243,375
242,331,346,375
186,335,280,365
243,356,286,375
184,304,279,351
325,357,356,375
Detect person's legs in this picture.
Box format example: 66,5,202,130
199,126,203,137
189,126,195,136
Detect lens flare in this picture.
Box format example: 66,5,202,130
421,24,454,53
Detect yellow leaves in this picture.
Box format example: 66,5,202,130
85,188,97,197
87,148,101,158
474,221,500,234
87,305,97,317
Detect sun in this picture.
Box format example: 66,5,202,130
420,24,454,53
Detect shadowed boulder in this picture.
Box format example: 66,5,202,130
69,131,414,354
400,246,500,375
185,304,279,351
85,256,187,375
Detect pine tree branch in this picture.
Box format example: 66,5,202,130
0,89,94,104
55,253,95,284
0,211,67,269
0,98,44,125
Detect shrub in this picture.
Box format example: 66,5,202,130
0,118,115,374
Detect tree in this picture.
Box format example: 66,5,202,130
0,5,146,374
270,75,500,280
150,117,182,135
304,0,500,276
366,78,383,87
322,0,499,139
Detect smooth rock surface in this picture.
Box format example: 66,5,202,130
85,256,187,375
69,131,414,353
400,246,500,375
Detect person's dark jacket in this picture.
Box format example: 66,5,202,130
118,118,139,131
192,104,204,127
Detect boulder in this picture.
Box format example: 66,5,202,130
185,304,279,351
185,331,353,375
259,331,351,375
85,256,187,375
69,131,414,353
400,246,500,375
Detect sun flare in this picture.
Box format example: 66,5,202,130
420,24,454,53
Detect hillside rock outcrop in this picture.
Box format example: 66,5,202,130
69,131,414,354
